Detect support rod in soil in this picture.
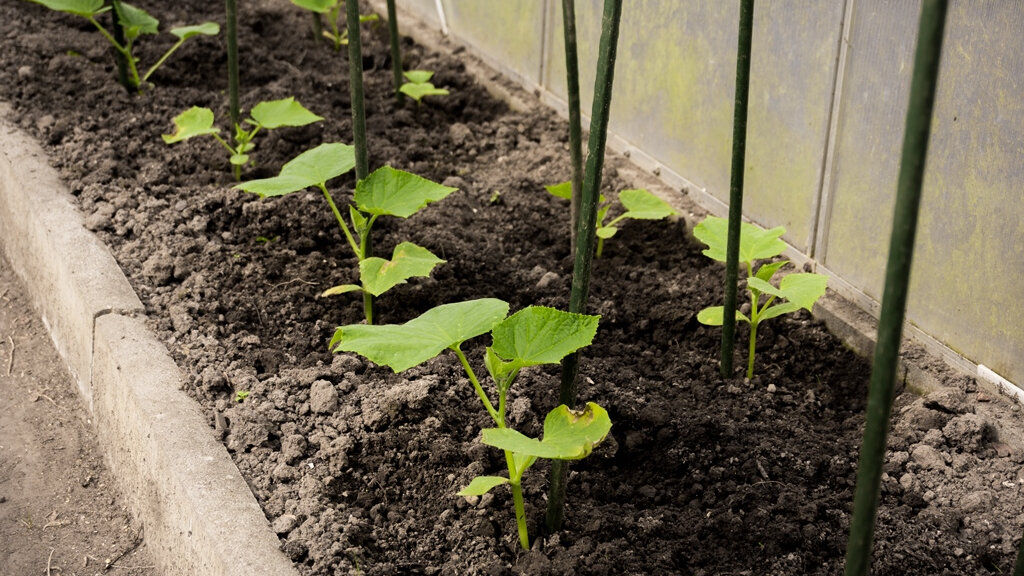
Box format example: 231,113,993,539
346,0,374,323
547,0,623,534
311,12,323,45
386,0,405,104
109,0,130,90
226,0,240,127
562,0,584,260
843,2,948,575
720,0,754,378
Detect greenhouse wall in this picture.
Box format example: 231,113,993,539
385,0,1024,388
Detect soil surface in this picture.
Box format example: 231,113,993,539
4,1,1024,574
0,256,154,575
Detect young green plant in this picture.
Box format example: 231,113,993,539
329,299,610,549
694,216,827,378
163,97,322,180
235,143,456,324
399,70,450,104
288,0,378,51
28,0,218,91
547,183,676,257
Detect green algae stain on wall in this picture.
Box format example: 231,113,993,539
442,0,544,86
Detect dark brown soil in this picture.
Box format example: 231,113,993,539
3,1,1024,574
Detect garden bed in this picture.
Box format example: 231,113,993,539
4,1,1024,574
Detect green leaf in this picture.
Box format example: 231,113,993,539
349,205,368,234
360,13,379,23
482,403,612,460
597,204,611,225
404,70,435,84
249,97,323,129
169,22,220,40
746,276,786,299
359,242,445,297
545,181,572,200
162,107,219,144
399,82,450,102
758,301,802,322
596,226,617,239
777,272,827,311
329,299,510,372
490,306,599,368
693,216,787,265
755,260,788,283
229,153,249,166
697,306,749,326
235,143,356,198
289,0,336,13
355,166,458,218
28,0,106,17
618,189,677,220
116,2,159,41
321,284,362,297
457,476,508,496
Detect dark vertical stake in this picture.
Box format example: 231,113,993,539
386,0,405,104
721,0,755,378
109,0,130,90
1015,533,1024,576
562,0,584,259
346,0,373,323
311,12,323,45
844,2,948,575
226,0,240,127
547,0,623,534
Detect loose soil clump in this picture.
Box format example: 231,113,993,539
3,1,1023,574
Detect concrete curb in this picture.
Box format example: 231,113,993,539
0,107,299,576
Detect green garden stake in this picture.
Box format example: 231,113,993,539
844,1,949,574
225,0,240,127
109,0,130,90
386,0,405,104
561,0,584,260
346,0,374,323
720,0,754,378
548,0,623,534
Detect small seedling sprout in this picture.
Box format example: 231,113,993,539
399,70,450,104
235,143,456,324
28,0,219,91
547,183,676,257
163,97,323,180
288,0,378,51
694,216,827,378
330,299,610,549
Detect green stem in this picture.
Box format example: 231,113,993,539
88,15,140,88
509,472,529,550
844,2,948,574
107,2,130,90
595,237,604,258
747,318,757,379
720,0,755,378
225,0,241,126
317,184,361,257
451,347,499,424
142,39,185,84
346,0,372,324
386,0,404,104
551,0,623,535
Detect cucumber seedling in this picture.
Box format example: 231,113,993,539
399,70,450,104
694,216,827,378
236,143,456,324
28,0,218,91
330,299,611,549
547,183,677,257
288,0,378,51
163,97,323,180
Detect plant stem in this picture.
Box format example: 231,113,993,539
561,0,583,260
451,347,500,424
549,0,623,534
747,319,757,379
318,184,361,257
844,2,948,574
386,0,404,104
595,237,604,258
108,0,130,90
88,15,140,89
225,0,241,128
510,476,530,550
720,0,755,378
346,0,373,324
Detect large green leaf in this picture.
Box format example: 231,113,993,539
234,143,356,198
28,0,106,17
482,403,612,460
619,189,676,220
693,216,786,265
758,273,827,321
457,476,509,497
249,97,323,129
289,0,336,13
490,306,599,368
329,299,510,372
399,82,450,102
545,181,572,200
116,2,159,41
162,107,219,144
359,242,445,297
169,22,220,40
404,70,435,84
355,167,457,218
